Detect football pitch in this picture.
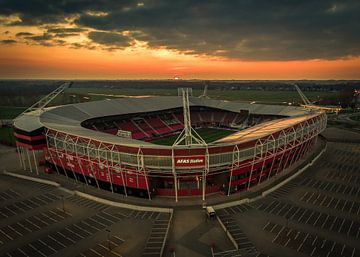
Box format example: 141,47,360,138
151,127,237,145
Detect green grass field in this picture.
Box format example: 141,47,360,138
0,127,16,145
62,88,336,104
0,106,26,119
349,114,360,122
151,127,236,145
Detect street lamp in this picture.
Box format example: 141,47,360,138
60,195,65,213
105,229,111,250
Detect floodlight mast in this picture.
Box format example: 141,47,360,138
15,81,71,119
293,83,341,113
294,83,311,105
173,88,206,146
199,81,209,99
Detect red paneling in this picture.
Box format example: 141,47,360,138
14,133,45,141
16,141,46,150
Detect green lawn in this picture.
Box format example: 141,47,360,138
62,88,335,104
0,127,16,145
151,127,236,145
0,106,26,119
349,114,360,122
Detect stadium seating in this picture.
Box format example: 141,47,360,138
84,107,276,142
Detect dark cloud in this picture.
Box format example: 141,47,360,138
16,32,34,37
1,0,359,60
52,33,79,38
88,31,132,48
27,33,53,41
46,27,87,33
70,42,96,50
0,0,134,25
0,39,16,44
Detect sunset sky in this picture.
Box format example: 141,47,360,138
0,1,359,80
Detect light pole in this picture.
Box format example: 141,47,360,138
105,229,111,251
61,195,65,213
170,247,175,257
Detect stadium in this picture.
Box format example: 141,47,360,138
13,87,327,202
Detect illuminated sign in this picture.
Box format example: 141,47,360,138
174,156,205,167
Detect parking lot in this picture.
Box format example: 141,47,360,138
1,129,359,257
215,140,360,257
0,175,171,257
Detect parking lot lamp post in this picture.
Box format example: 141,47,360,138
106,229,111,250
61,195,65,212
170,247,175,257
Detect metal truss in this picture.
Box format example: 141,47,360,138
16,82,70,119
138,147,151,200
294,83,311,105
42,111,327,202
229,112,327,194
173,88,206,146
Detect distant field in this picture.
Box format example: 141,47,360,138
0,85,339,109
62,88,335,104
0,106,26,119
0,127,15,145
350,114,360,122
151,127,236,145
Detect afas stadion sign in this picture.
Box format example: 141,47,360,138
174,156,205,167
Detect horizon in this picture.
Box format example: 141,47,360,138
0,78,360,82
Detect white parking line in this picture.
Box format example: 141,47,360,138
272,226,285,243
8,224,22,237
98,243,123,256
96,214,114,224
319,195,327,207
305,211,315,224
88,248,102,256
141,212,148,219
341,201,347,212
18,248,29,257
48,209,65,220
73,224,92,235
25,219,41,229
41,212,59,223
4,206,16,216
65,227,84,239
12,203,27,212
298,209,306,222
82,220,100,231
18,201,33,210
28,243,47,257
38,239,57,253
0,228,13,240
17,221,32,233
88,217,106,227
48,235,66,248
314,213,321,225
274,203,287,216
55,208,72,216
32,215,48,227
58,231,75,243
334,198,341,210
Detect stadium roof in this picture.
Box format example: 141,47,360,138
215,113,319,144
13,96,315,147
